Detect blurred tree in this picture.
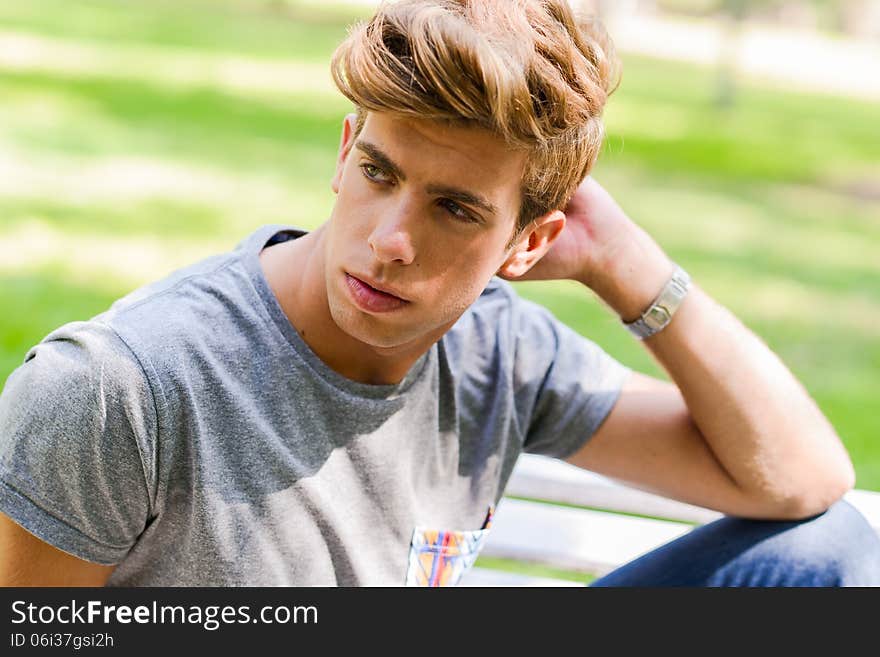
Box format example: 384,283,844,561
716,0,747,108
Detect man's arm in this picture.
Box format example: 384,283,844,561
0,512,116,586
508,177,855,520
0,322,155,586
564,287,855,520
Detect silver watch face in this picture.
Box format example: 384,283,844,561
623,266,690,339
645,304,672,330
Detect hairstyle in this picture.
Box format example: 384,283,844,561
331,0,621,245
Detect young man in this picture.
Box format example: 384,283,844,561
1,0,879,587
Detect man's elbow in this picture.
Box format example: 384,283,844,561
775,462,856,521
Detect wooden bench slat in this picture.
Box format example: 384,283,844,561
482,497,694,576
508,454,720,524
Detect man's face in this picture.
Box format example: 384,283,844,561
323,111,529,353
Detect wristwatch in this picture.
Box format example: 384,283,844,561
623,265,691,340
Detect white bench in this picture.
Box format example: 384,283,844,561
462,454,880,586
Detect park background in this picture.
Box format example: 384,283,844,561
0,0,878,494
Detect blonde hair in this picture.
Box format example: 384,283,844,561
331,0,621,243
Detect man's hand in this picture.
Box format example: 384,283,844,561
500,177,628,283
501,176,675,321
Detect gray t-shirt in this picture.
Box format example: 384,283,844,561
0,225,630,586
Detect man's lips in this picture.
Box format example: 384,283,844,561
346,273,408,301
345,274,410,313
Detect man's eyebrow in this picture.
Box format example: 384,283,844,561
354,140,406,181
424,184,498,217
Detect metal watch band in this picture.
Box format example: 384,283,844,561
623,265,691,340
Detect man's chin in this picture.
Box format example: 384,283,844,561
328,302,415,353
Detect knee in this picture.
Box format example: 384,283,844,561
760,499,880,586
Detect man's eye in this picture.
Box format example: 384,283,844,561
438,199,475,222
360,163,389,183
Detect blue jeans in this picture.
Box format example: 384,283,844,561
589,499,880,586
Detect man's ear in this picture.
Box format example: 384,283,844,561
331,112,359,194
496,210,566,279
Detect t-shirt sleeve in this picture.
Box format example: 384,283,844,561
0,321,156,565
511,293,632,459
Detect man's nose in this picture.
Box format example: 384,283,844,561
368,203,417,265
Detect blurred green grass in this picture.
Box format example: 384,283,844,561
1,0,878,488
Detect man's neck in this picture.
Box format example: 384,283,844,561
258,225,427,386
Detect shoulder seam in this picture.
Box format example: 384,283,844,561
108,254,241,322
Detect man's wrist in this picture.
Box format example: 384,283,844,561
577,226,675,321
622,265,691,339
